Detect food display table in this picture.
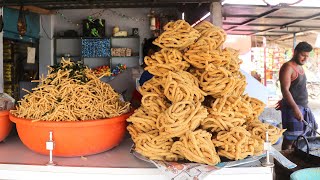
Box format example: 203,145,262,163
0,136,273,180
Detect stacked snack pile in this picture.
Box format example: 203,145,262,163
127,20,285,165
11,59,130,121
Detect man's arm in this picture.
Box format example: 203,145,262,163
279,63,303,120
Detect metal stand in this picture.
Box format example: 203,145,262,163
46,131,56,166
261,131,274,167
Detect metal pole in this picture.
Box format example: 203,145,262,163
210,1,222,27
293,32,297,49
262,131,274,167
263,37,267,86
46,131,56,166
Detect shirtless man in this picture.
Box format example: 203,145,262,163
277,41,318,150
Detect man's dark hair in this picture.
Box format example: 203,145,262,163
142,37,160,58
294,41,313,53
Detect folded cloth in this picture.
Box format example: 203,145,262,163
281,101,318,140
304,107,318,137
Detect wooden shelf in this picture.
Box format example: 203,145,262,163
111,36,139,39
111,56,140,58
54,36,139,39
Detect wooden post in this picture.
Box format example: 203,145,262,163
210,0,222,27
0,7,3,93
6,6,54,15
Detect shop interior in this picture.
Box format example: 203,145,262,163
0,0,319,179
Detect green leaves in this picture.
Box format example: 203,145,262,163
91,28,100,37
49,61,89,84
99,19,104,27
87,16,94,23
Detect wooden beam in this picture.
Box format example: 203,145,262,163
6,6,54,15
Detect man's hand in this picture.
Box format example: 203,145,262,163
293,106,303,121
275,100,282,110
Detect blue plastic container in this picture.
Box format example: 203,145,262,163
290,168,320,180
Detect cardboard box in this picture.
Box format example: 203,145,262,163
111,48,132,57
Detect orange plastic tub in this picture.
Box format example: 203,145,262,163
0,110,12,142
9,112,132,157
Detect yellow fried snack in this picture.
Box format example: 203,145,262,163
212,126,258,160
145,48,190,76
171,130,220,165
161,71,206,103
194,21,226,50
127,123,160,143
242,95,266,120
246,120,286,145
193,21,215,34
141,93,170,116
127,107,160,134
11,59,130,121
127,93,170,134
153,20,200,50
139,76,164,96
221,48,242,75
202,111,246,133
210,94,252,115
127,19,269,165
134,132,182,161
233,72,247,97
199,65,238,98
184,43,229,69
157,101,208,138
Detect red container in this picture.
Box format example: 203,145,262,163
0,110,12,142
9,112,132,157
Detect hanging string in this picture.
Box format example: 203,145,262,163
56,10,81,27
90,9,106,18
56,9,107,27
56,9,147,27
262,0,304,7
107,9,147,22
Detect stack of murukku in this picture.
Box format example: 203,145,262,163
127,20,285,165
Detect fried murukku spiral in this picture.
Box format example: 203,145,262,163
157,101,208,138
184,42,229,69
194,21,226,50
212,126,258,160
139,76,164,96
193,21,215,34
246,120,286,145
232,72,247,97
242,95,266,119
127,106,160,134
141,93,170,116
145,48,190,76
171,130,220,165
135,132,182,161
202,111,246,133
221,48,242,75
209,94,253,118
161,71,206,103
199,65,238,98
153,20,200,50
